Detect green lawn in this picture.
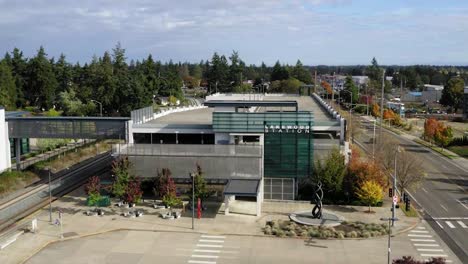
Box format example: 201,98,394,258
448,146,468,158
399,203,419,217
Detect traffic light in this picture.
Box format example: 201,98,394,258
403,193,408,203
405,198,411,212
389,188,393,198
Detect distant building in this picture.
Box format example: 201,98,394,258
422,84,443,103
401,91,422,102
352,76,369,85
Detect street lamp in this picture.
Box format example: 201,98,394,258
380,217,399,264
392,145,401,226
341,90,353,142
379,69,386,143
48,168,52,223
90,99,103,117
190,172,195,230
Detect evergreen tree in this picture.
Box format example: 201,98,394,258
291,60,312,84
207,52,229,93
25,46,57,109
54,53,73,93
271,61,289,81
10,48,27,107
229,51,244,87
0,61,17,109
341,76,359,104
440,77,464,113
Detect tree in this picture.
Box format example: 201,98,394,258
10,48,27,107
0,61,17,109
440,77,464,113
291,60,312,84
321,81,332,95
191,164,213,204
424,118,453,147
112,157,131,200
229,51,244,87
157,168,176,199
59,88,95,116
371,103,380,117
271,61,289,81
342,76,358,104
85,176,102,207
54,54,73,93
25,46,57,109
207,52,229,93
395,149,426,196
314,148,347,197
124,177,142,205
356,180,383,212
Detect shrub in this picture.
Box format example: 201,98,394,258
308,228,320,238
336,231,345,239
319,229,333,239
362,231,371,238
264,225,272,235
285,230,297,237
273,229,285,237
346,231,358,238
299,230,309,237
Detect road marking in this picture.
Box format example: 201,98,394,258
188,261,216,264
457,200,468,211
421,187,428,193
417,249,444,252
199,239,224,243
411,239,436,242
410,230,429,233
194,249,221,253
436,221,444,229
191,255,218,259
197,244,223,248
417,226,426,229
440,204,448,212
201,235,225,239
420,254,448,257
413,244,439,247
445,221,455,228
457,221,467,228
408,234,432,238
432,217,468,220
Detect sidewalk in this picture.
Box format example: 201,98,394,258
0,185,419,264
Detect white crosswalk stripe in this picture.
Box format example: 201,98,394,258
457,221,467,228
410,225,452,263
188,234,237,264
445,221,455,228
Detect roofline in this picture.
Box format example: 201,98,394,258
6,116,131,121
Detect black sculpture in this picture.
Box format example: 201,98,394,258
311,181,323,219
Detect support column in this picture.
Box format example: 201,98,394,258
224,195,235,215
256,191,262,216
15,138,21,170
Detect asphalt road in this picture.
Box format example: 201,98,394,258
25,229,453,264
356,119,468,263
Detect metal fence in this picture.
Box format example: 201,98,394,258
0,153,111,227
130,106,154,124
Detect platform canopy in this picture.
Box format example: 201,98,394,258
223,179,260,197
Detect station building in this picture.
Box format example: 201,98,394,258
115,93,348,215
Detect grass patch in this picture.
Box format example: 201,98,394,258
0,170,39,196
398,203,418,217
264,220,389,239
447,146,468,158
414,139,457,159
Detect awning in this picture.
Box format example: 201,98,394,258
223,179,260,197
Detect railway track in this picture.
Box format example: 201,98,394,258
0,152,113,233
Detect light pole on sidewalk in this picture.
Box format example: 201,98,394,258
48,168,52,223
381,217,398,264
392,146,401,226
190,172,195,230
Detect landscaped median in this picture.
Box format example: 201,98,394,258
413,138,457,159
263,220,389,239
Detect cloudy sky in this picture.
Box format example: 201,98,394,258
1,0,467,65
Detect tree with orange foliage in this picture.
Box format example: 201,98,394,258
371,103,380,117
424,118,453,147
321,81,332,95
383,109,396,121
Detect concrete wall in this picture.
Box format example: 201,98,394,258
0,108,11,172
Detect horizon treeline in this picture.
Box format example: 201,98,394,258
0,43,467,116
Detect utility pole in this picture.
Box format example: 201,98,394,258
392,146,400,226
332,72,335,106
314,70,317,93
191,173,195,230
379,69,385,142
381,217,399,264
372,120,376,159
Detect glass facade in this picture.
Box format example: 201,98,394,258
213,111,314,180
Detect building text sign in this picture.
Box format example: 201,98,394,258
264,125,310,134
